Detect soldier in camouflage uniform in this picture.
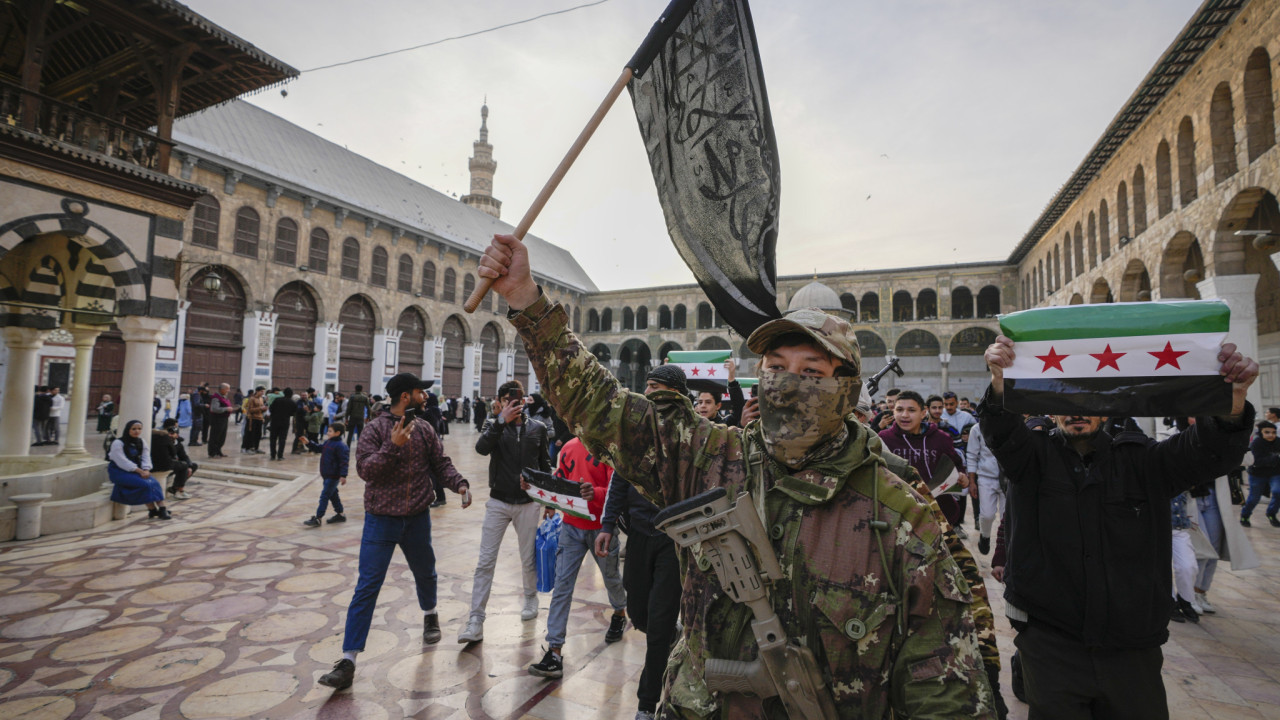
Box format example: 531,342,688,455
480,233,994,719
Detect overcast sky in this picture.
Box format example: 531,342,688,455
185,0,1202,291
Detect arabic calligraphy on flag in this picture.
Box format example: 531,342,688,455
521,468,595,522
1000,300,1232,417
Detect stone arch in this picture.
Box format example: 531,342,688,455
182,265,246,389
589,343,612,364
308,228,330,274
657,341,682,363
617,338,652,393
191,194,220,249
338,295,378,390
636,306,649,330
1090,278,1114,304
341,237,361,280
1052,246,1061,290
479,322,502,396
1062,235,1073,281
895,329,940,357
892,290,913,321
622,306,635,330
370,246,389,288
697,302,714,329
440,314,469,397
1073,227,1084,278
588,308,600,332
673,304,687,329
272,281,321,391
274,217,299,266
442,268,457,303
1155,139,1173,218
658,305,671,329
1115,183,1128,247
1098,200,1111,263
397,253,414,293
860,292,879,322
397,306,428,372
1119,259,1152,302
949,327,995,356
1159,231,1205,300
1244,47,1276,162
1177,117,1197,207
17,255,64,329
1210,187,1278,276
1085,217,1096,272
976,286,1000,317
950,286,973,319
573,306,581,333
698,335,732,350
1069,293,1084,305
421,260,436,297
917,289,937,319
1210,82,1238,183
0,203,148,317
601,308,613,332
1132,165,1148,235
840,292,858,316
856,330,886,359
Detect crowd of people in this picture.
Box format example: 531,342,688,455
89,231,1279,719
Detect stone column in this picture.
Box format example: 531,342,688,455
1197,274,1261,411
372,329,400,392
465,342,482,398
0,327,49,456
58,327,101,456
527,361,540,394
117,316,173,438
1271,252,1280,278
498,346,516,387
939,352,952,394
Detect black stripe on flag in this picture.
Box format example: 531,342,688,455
1004,376,1233,417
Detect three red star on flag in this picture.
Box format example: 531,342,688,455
1033,341,1189,373
1036,346,1068,372
690,367,700,376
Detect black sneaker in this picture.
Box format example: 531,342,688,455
303,517,321,528
148,508,160,519
528,647,563,678
157,508,172,521
605,612,627,643
327,514,346,524
318,658,355,689
423,614,441,644
1169,605,1186,623
978,535,990,555
1178,598,1200,624
1269,515,1280,528
1241,517,1252,527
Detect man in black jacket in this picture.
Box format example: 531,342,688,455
458,380,550,643
982,335,1258,720
267,388,297,461
152,419,198,499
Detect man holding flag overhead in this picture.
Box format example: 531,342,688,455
980,307,1258,720
479,236,995,718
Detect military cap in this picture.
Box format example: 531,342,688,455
747,307,861,374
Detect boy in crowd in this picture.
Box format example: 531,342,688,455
526,436,627,678
1242,420,1280,527
879,390,968,527
304,422,349,527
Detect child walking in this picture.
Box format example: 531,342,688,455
304,422,349,527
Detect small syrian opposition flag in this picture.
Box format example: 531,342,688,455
521,469,594,522
1000,300,1232,417
927,456,965,497
669,350,732,383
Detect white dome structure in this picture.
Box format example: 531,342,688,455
788,280,843,313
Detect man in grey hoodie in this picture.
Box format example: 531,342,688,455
966,423,1004,555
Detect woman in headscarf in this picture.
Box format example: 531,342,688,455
107,420,171,520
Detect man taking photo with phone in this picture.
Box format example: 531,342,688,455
458,380,551,644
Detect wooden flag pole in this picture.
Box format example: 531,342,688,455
464,67,634,313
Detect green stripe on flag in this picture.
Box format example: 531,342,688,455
999,300,1229,342
737,377,758,388
668,350,731,363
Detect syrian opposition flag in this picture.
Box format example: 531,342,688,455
669,350,732,394
927,456,965,498
521,468,594,523
1000,300,1232,417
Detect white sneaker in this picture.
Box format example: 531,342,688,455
457,618,483,644
521,595,539,621
1190,597,1204,614
1196,592,1217,614
175,491,191,500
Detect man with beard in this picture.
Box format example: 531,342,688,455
981,335,1257,720
318,373,473,691
477,233,994,719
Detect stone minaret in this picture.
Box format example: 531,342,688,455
461,103,501,218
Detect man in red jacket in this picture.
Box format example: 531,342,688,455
526,436,628,679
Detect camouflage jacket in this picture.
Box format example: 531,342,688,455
512,295,994,719
870,437,1000,675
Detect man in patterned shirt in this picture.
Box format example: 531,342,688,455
318,372,473,691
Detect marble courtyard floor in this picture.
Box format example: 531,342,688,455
4,423,1280,719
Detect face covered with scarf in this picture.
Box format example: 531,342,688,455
747,308,864,470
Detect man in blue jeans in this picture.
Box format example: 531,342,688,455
318,373,473,691
1241,420,1280,527
526,436,627,678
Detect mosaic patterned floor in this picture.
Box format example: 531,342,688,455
4,424,1280,719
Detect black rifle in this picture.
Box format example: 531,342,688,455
864,357,903,397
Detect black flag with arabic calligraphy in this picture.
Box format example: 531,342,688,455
628,0,783,338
